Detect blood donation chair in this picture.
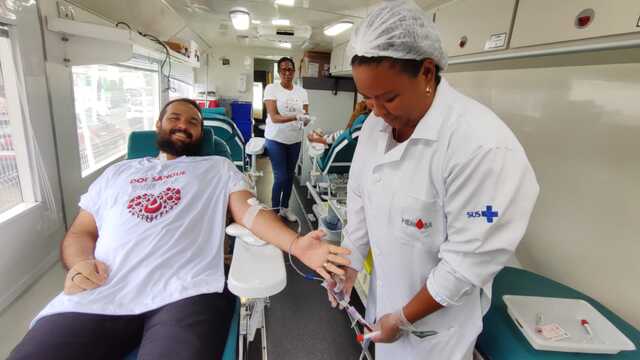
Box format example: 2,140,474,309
202,112,266,191
203,113,246,170
315,114,365,176
306,114,366,214
124,129,238,360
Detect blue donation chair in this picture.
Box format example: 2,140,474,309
316,113,366,175
124,128,239,360
478,266,640,359
202,113,246,171
202,107,227,117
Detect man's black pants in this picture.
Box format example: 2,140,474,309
8,292,234,360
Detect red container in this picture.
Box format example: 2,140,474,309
196,99,219,109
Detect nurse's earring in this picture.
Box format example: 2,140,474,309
425,86,432,95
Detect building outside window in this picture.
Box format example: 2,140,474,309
72,62,159,176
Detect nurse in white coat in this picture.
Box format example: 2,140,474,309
327,1,539,359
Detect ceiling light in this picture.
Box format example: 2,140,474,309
272,19,290,26
278,42,292,49
323,20,353,36
251,20,261,24
229,7,251,31
275,0,295,6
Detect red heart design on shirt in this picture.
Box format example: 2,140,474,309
127,187,182,223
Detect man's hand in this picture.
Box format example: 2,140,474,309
307,132,327,145
291,230,351,280
326,267,358,308
64,259,110,295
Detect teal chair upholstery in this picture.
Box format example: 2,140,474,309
203,114,246,170
124,129,239,360
477,267,640,359
316,113,367,175
202,107,227,117
127,128,230,160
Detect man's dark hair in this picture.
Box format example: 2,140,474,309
277,57,295,72
350,55,441,84
158,98,203,130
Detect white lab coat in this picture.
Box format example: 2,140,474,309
343,79,539,359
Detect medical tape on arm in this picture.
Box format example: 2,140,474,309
242,197,265,229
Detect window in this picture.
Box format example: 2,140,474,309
273,62,280,82
169,78,194,100
252,82,263,119
72,62,159,176
0,29,30,215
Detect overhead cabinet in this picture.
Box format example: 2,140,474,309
510,0,640,48
434,0,518,57
342,41,353,73
330,42,346,75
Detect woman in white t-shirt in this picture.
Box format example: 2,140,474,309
264,57,310,221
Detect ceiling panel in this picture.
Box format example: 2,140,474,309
65,0,454,52
164,0,369,51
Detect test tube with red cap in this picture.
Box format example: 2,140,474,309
356,331,380,343
580,319,594,336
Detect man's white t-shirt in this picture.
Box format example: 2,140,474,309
32,156,250,326
264,82,309,144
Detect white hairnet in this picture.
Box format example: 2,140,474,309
349,0,448,70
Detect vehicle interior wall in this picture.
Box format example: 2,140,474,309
445,56,640,329
195,46,303,104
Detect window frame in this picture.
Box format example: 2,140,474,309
0,26,37,217
0,3,66,314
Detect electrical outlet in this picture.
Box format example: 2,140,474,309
56,1,75,20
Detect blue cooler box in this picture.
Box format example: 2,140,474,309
230,101,253,142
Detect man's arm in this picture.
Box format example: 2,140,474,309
61,210,99,270
61,210,109,294
228,190,350,279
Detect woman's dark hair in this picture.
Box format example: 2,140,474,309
277,57,295,72
158,98,203,130
350,55,441,84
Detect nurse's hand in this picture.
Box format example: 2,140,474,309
296,114,312,127
372,309,411,343
326,267,358,308
292,230,351,280
64,259,110,295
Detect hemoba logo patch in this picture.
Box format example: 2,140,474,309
401,217,432,231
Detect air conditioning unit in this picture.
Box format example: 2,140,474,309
257,25,312,44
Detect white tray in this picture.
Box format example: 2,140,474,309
504,295,636,354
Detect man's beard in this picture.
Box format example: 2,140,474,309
156,128,203,157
